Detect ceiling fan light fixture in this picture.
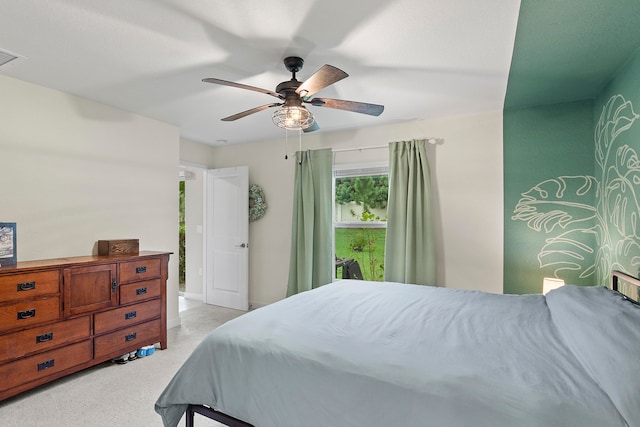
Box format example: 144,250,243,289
272,105,315,130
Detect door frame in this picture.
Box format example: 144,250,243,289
179,162,208,303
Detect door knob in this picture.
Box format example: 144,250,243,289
236,243,248,248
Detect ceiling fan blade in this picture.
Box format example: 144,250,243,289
295,65,348,98
203,78,282,99
307,98,384,116
303,121,320,133
221,103,282,121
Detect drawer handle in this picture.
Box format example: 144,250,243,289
17,309,36,320
17,281,36,292
125,332,137,342
125,311,137,320
136,287,147,295
37,359,55,372
135,266,147,274
36,332,54,343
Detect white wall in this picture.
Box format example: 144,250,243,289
0,75,181,328
420,112,504,294
186,110,504,305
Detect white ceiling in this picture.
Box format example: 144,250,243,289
0,0,521,146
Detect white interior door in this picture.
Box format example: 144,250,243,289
204,166,249,311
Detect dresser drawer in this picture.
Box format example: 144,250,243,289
94,299,161,334
0,340,92,392
94,319,161,359
120,278,162,305
0,270,59,303
119,258,161,283
0,297,60,332
0,316,90,362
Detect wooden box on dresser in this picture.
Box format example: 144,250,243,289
0,251,170,400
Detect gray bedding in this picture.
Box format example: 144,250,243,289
156,280,640,427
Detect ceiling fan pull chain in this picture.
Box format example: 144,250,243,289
284,128,289,159
297,129,303,165
298,128,302,162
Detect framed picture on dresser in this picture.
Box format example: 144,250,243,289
0,222,17,266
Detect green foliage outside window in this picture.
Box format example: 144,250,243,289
335,174,388,281
347,211,385,280
335,176,388,212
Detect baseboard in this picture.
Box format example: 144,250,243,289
182,292,203,301
249,301,267,311
167,315,182,329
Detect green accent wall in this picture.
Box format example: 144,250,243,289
503,1,640,293
504,101,595,294
504,49,640,294
593,48,640,280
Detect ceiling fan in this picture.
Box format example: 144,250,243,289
202,56,384,132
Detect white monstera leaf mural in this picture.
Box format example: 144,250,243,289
512,94,640,285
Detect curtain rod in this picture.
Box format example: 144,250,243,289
332,138,443,153
332,145,387,153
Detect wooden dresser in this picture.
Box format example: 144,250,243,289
0,251,170,400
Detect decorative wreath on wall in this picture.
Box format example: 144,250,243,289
249,184,267,222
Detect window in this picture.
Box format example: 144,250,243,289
333,163,389,281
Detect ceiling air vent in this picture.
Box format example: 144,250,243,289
0,49,19,68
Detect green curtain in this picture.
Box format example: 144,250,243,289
384,139,437,285
287,148,333,296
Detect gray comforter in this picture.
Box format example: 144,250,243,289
156,280,640,427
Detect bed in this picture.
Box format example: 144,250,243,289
155,271,640,427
